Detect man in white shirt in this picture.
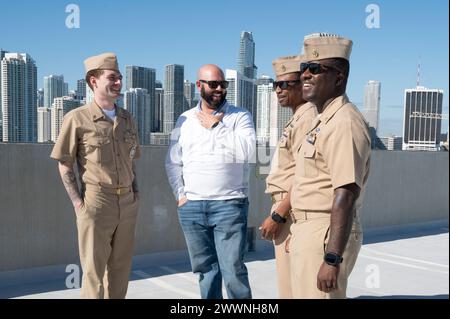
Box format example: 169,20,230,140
165,64,256,299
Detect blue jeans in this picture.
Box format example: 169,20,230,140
177,198,252,299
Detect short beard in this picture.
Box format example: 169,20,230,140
201,86,226,109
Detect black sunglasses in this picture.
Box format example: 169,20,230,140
199,80,229,89
273,80,301,90
300,62,341,75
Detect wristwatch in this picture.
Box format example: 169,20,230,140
271,211,287,224
324,252,343,266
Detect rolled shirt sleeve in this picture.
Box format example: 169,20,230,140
324,119,371,190
50,112,78,165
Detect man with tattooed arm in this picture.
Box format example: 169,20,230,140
50,52,140,299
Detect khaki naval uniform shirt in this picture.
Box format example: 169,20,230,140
266,103,317,194
291,95,371,228
50,101,141,191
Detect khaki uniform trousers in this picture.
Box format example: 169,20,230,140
76,185,139,299
270,193,293,299
289,210,362,299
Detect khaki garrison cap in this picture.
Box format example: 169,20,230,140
84,52,119,74
272,55,305,76
303,33,352,61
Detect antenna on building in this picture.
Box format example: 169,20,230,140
416,56,421,88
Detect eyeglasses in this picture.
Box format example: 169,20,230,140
273,80,301,90
199,80,229,89
300,62,341,75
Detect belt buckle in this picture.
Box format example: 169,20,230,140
116,188,122,195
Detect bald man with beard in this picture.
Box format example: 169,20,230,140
165,64,256,299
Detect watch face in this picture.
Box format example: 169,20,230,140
271,212,286,223
272,213,281,222
324,253,342,265
325,254,337,264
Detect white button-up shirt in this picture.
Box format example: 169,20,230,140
165,101,256,201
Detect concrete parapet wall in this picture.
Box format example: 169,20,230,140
0,144,448,271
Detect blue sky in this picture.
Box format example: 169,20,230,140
1,0,448,136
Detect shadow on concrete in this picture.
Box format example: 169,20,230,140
0,272,70,299
0,241,275,299
244,240,275,262
1,220,447,299
363,219,448,245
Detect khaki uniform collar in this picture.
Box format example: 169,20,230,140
285,102,315,128
116,105,128,119
320,94,350,124
89,101,128,122
307,95,349,133
294,102,315,120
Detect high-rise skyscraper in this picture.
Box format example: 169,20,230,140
402,86,444,151
51,96,80,142
225,69,257,127
0,49,8,59
269,91,291,147
183,80,196,111
1,53,37,142
85,83,94,103
124,88,151,144
363,80,381,148
36,88,44,108
43,75,65,108
126,65,156,132
236,31,257,126
63,82,69,97
155,81,164,133
37,107,51,143
363,80,381,131
0,49,8,139
76,79,86,101
126,65,156,92
256,75,273,145
163,64,184,133
237,31,257,79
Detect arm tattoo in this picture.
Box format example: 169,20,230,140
59,162,82,205
132,161,139,193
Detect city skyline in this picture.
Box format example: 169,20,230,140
0,0,448,136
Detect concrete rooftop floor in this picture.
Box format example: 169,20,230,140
0,219,448,299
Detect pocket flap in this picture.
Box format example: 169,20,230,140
302,143,316,158
278,138,288,148
87,136,110,147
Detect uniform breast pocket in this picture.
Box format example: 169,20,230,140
86,136,112,165
277,138,290,167
300,142,319,178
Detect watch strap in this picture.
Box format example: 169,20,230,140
271,211,287,224
324,252,343,266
